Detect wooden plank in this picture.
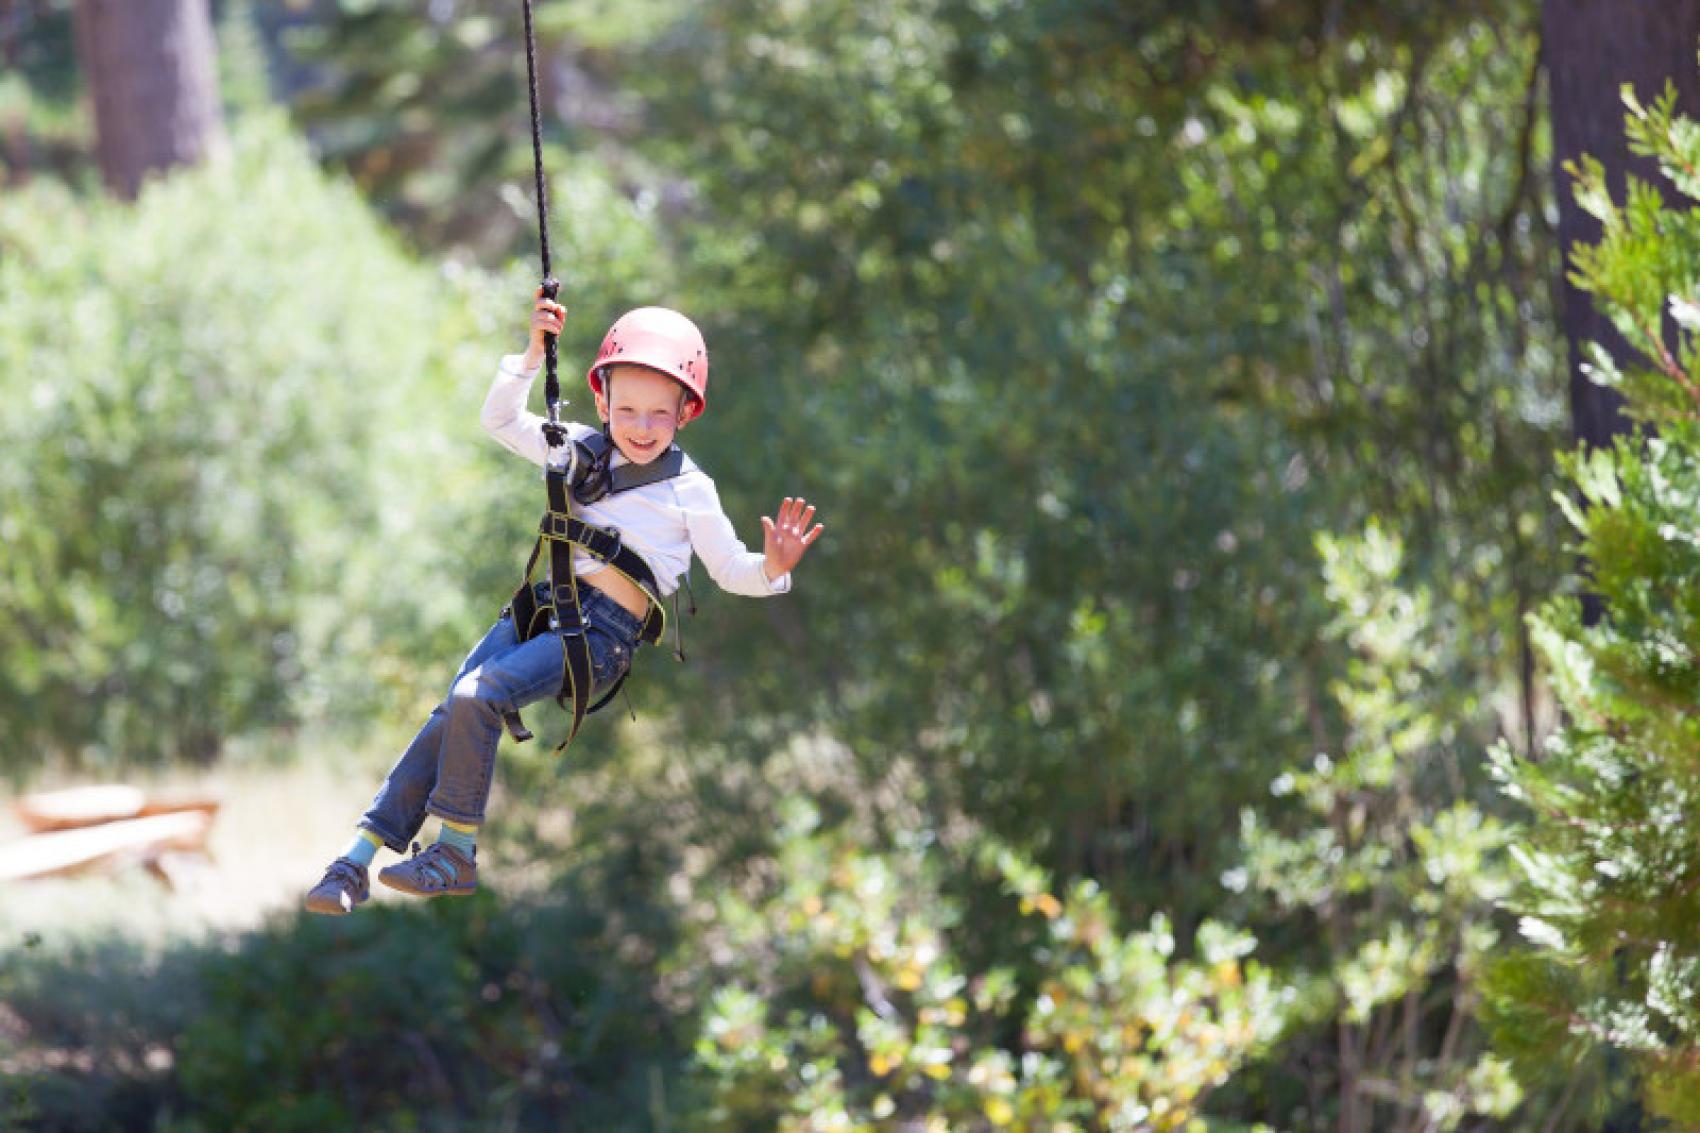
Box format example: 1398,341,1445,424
13,785,146,831
137,795,222,822
14,786,221,833
0,811,215,882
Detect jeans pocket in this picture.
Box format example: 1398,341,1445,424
588,628,633,692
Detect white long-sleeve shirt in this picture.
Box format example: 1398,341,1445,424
481,355,790,599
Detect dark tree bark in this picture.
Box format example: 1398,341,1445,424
1544,1,1700,449
72,0,225,200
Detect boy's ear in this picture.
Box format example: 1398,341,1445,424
593,389,610,422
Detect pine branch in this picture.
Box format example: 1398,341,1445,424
1629,311,1700,410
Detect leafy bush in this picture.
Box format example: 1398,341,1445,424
0,935,202,1130
172,894,682,1130
2,891,685,1131
684,804,1287,1131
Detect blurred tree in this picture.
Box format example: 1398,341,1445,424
71,0,225,199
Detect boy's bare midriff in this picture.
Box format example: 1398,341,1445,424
578,563,654,620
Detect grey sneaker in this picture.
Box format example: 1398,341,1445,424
377,841,477,898
304,856,369,915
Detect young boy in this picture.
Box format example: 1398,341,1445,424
305,294,823,913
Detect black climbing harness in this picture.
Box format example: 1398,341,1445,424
500,453,671,750
501,1,689,752
567,427,685,505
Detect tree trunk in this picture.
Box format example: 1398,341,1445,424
1543,0,1700,450
72,0,225,200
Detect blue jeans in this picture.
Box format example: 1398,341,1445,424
359,586,642,847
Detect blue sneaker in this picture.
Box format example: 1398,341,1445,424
304,857,369,915
377,841,478,898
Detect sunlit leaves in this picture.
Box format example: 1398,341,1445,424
688,811,1285,1129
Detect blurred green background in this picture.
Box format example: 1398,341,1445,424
8,1,1700,1128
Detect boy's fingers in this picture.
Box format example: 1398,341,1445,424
761,516,775,535
802,524,824,546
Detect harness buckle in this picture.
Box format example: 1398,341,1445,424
551,585,585,635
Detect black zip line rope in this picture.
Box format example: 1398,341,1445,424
522,0,566,446
519,1,699,673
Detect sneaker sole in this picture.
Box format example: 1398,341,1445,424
376,870,477,898
303,892,366,915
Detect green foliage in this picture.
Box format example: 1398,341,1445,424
1486,80,1700,1122
1,890,685,1131
0,114,666,771
1231,526,1522,1129
684,804,1286,1130
0,2,1583,1127
0,935,202,1130
267,0,1566,968
0,116,483,767
598,0,1564,965
252,5,1566,1123
175,895,681,1130
283,0,682,258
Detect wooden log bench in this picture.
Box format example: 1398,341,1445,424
2,786,221,883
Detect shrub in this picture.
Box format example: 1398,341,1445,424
684,804,1286,1131
1,890,684,1131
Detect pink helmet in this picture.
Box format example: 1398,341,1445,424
587,307,709,423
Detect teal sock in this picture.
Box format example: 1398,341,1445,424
435,819,477,859
343,829,382,868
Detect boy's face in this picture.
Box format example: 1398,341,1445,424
594,364,689,465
